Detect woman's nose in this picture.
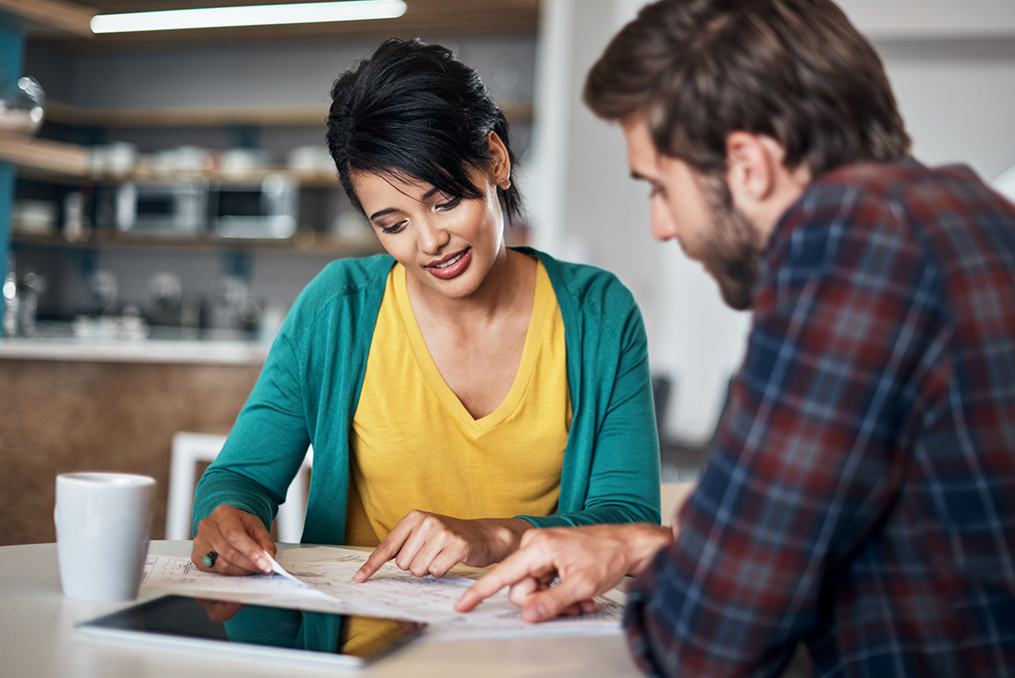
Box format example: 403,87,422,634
418,219,450,253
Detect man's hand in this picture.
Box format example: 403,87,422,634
454,523,672,622
192,504,276,575
353,511,531,582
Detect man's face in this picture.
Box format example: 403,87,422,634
621,116,762,310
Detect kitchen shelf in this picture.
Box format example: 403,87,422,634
45,101,534,128
18,165,340,188
10,230,383,257
0,131,89,177
0,0,93,36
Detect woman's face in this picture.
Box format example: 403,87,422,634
351,137,510,301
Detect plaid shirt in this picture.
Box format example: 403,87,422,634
626,158,1015,677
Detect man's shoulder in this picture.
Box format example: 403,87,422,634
805,158,999,219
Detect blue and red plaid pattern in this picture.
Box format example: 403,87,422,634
626,159,1015,677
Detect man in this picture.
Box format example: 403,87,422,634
456,0,1015,676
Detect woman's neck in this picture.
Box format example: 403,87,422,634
407,246,532,328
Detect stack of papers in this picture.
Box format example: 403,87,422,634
141,545,625,637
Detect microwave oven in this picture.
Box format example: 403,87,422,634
210,173,297,239
115,182,208,235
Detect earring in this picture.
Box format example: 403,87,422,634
499,178,511,190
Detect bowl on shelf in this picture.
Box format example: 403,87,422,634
11,200,58,236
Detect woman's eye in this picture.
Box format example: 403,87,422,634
436,197,461,212
381,220,407,234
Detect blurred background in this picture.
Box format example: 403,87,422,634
1,0,1014,545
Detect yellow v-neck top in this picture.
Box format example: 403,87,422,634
346,259,572,549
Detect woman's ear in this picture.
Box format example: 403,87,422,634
487,130,511,184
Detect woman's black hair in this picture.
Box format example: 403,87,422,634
327,38,523,225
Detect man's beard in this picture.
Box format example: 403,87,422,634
693,172,762,311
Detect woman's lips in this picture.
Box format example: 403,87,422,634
426,248,471,280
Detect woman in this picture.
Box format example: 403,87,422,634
191,38,659,652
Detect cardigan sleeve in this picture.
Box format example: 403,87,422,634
192,311,314,534
521,262,662,528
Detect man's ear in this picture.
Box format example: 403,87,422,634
725,131,811,239
725,131,777,210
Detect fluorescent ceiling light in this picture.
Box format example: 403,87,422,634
90,0,406,33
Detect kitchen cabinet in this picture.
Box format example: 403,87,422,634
0,353,264,546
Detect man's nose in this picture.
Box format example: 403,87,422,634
650,198,676,242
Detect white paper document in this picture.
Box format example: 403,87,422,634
141,546,623,636
141,553,336,611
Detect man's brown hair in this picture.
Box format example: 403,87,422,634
584,0,911,177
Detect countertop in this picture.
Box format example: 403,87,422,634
0,322,270,364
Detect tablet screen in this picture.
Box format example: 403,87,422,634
76,594,426,669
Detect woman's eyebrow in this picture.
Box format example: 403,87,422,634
368,187,444,221
369,207,398,221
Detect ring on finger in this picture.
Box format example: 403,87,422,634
202,551,218,568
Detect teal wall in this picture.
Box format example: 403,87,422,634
0,19,25,336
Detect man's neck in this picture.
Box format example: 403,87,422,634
751,161,812,246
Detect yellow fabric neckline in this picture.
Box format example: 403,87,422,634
392,261,551,438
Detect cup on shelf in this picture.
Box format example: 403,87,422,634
63,191,91,242
153,145,213,176
54,472,155,601
218,148,270,180
88,141,137,178
287,145,334,175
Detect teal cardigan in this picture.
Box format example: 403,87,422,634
194,247,661,541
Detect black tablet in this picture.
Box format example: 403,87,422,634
76,594,427,669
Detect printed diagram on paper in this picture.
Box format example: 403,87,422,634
140,546,623,635
141,554,337,611
276,547,623,632
276,548,503,622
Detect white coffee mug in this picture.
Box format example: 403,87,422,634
54,472,155,601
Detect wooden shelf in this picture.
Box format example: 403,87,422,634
10,230,383,256
46,102,330,128
0,0,93,36
46,101,534,128
18,165,339,188
0,131,89,177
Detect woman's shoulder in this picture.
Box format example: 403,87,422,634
522,247,638,314
294,254,393,306
282,254,394,339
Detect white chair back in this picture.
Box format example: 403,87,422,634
166,431,312,543
660,481,696,528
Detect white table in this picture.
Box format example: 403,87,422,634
0,541,643,678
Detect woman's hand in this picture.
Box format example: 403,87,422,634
192,504,277,576
194,598,247,622
352,511,532,582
